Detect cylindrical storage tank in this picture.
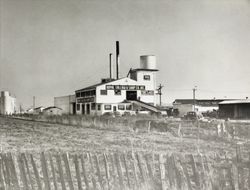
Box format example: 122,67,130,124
140,55,156,70
1,91,9,97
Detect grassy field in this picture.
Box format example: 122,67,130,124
0,116,240,158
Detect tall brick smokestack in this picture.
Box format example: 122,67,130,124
116,41,120,79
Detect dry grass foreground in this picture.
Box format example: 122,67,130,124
0,116,239,158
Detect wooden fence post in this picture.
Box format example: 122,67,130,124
248,152,250,190
103,153,110,190
121,153,131,189
179,158,192,190
62,153,74,190
49,154,58,190
88,153,97,190
159,154,167,190
136,153,146,183
0,155,6,190
1,154,11,189
17,154,29,190
93,154,103,190
22,153,35,190
56,153,66,190
131,152,139,189
7,153,20,190
114,153,124,190
73,155,83,190
80,154,90,190
40,152,51,190
30,154,42,190
189,154,200,190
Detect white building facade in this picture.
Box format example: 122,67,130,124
0,91,17,115
75,55,160,115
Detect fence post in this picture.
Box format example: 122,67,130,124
49,154,58,190
179,158,192,190
121,153,131,189
103,153,110,190
136,153,147,183
88,153,97,190
62,153,74,190
73,155,83,190
7,153,20,190
248,152,250,190
93,154,103,190
189,154,200,190
131,152,139,188
159,154,167,190
30,154,42,190
1,154,11,189
56,153,66,190
0,155,6,190
22,153,35,190
80,154,90,190
17,154,29,190
40,152,51,190
114,153,124,190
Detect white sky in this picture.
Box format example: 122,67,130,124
0,0,250,108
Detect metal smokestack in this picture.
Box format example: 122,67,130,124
116,41,120,79
109,53,113,79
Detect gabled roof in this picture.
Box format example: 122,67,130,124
44,106,62,111
130,68,158,72
75,77,135,92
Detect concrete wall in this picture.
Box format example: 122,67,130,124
54,95,75,114
0,91,16,115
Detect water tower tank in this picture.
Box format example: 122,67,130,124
140,55,156,70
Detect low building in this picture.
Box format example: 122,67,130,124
0,91,17,115
219,100,250,119
173,99,227,117
43,106,63,115
54,95,76,114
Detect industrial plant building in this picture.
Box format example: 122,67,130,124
0,91,17,115
55,41,162,115
219,100,250,119
173,99,227,117
54,95,76,114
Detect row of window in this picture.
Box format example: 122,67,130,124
76,103,132,111
100,89,121,95
76,90,96,98
104,104,132,111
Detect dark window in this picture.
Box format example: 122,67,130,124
104,105,111,110
126,105,132,110
144,75,150,80
115,89,121,95
97,104,101,111
76,92,80,98
101,90,107,95
91,103,96,110
118,105,125,110
76,104,80,111
81,92,84,97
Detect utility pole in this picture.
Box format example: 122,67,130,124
193,86,197,111
33,96,36,109
157,84,164,106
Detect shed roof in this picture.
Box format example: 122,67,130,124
219,100,250,105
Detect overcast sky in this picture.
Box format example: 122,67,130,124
1,0,250,108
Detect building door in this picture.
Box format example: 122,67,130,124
86,104,90,114
126,91,137,100
72,103,76,114
113,106,117,112
82,104,85,115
